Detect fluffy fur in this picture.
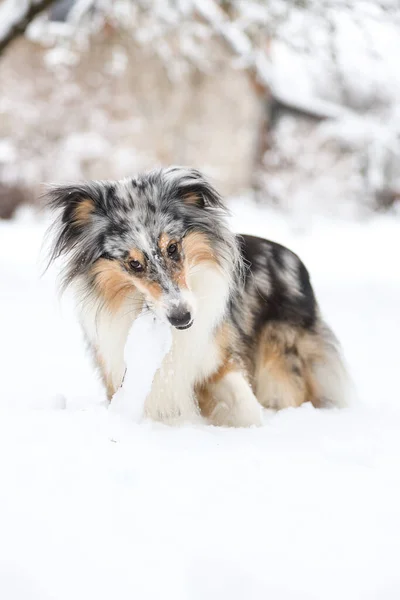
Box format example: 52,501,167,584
45,167,349,426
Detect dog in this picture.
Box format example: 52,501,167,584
46,166,348,426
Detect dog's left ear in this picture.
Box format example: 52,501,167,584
43,182,107,292
43,183,99,263
45,183,97,229
169,167,225,210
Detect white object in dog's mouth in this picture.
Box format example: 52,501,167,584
109,311,172,421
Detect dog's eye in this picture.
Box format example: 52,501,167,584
129,259,143,273
167,242,178,257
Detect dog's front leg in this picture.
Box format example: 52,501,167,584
198,371,263,427
144,357,201,424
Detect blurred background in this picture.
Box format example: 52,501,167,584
1,0,400,219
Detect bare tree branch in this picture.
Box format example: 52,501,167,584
0,0,56,56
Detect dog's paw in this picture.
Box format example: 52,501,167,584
210,399,263,428
145,399,202,425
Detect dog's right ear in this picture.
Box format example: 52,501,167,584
165,167,226,212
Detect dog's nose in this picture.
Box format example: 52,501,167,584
167,307,193,330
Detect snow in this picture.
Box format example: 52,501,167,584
0,203,400,599
194,0,253,57
0,0,31,44
110,311,172,422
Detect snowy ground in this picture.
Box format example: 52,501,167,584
0,202,399,600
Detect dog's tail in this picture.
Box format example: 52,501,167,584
308,319,352,408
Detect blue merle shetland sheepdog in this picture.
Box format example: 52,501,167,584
46,167,348,426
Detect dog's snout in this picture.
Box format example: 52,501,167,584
167,306,193,330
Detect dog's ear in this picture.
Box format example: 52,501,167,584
46,183,96,228
168,167,225,210
43,183,104,288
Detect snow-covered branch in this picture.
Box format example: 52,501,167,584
194,0,349,120
0,0,55,55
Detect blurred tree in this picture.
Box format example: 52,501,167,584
0,0,399,216
0,0,56,55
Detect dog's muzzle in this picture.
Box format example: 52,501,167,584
167,306,193,330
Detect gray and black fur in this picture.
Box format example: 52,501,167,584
46,167,240,291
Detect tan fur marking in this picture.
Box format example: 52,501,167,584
126,248,163,301
158,232,170,252
255,323,326,409
196,385,215,419
255,324,305,408
183,231,218,269
197,364,249,420
171,272,186,288
171,264,188,289
297,333,328,408
212,322,236,376
128,248,145,264
196,322,238,417
182,192,201,206
74,198,94,226
95,350,115,401
92,259,135,312
158,233,188,289
134,279,163,301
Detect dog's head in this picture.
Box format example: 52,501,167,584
45,167,239,329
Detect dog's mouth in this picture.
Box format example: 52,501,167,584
174,321,193,331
